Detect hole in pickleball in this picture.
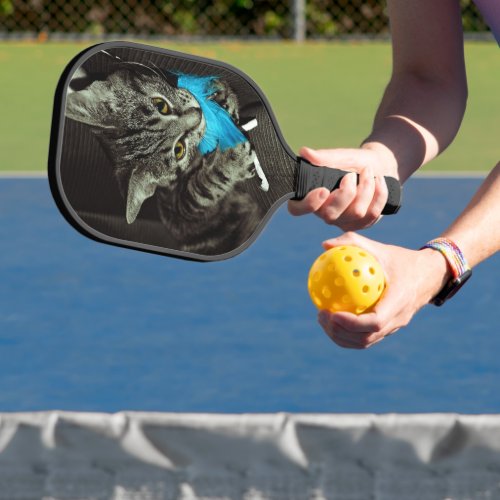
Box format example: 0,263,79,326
333,303,342,311
356,306,366,314
352,269,360,277
334,277,344,286
362,285,369,293
369,267,376,275
344,256,352,262
359,251,367,257
342,295,351,304
313,271,321,282
322,286,332,298
378,284,382,291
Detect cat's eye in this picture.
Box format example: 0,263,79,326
152,97,169,115
174,141,186,160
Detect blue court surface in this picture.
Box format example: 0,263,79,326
0,176,498,413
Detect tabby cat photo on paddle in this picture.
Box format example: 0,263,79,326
60,48,270,256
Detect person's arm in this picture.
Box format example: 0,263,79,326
318,162,500,349
288,0,467,229
440,164,500,268
364,0,468,181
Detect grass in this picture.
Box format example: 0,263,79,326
0,40,497,172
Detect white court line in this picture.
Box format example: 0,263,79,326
0,171,47,178
414,170,487,178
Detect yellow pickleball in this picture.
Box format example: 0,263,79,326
308,245,385,314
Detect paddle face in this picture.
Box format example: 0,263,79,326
49,41,297,261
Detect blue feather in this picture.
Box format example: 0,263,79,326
177,74,247,155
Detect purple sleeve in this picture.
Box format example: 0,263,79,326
473,0,500,45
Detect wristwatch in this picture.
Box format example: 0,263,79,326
421,238,472,306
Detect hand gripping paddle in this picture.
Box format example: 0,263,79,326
49,41,401,262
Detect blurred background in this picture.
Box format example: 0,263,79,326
0,0,492,40
0,1,497,176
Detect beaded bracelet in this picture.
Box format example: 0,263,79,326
420,237,472,306
421,238,470,278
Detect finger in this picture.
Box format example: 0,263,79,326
360,328,399,348
331,325,371,348
288,188,330,216
342,164,376,221
322,231,370,251
331,317,391,349
364,335,386,348
319,309,392,349
364,174,389,223
315,172,357,224
329,327,381,349
299,147,366,171
329,168,386,231
318,310,347,340
320,322,365,349
319,311,372,349
330,311,385,335
332,291,402,339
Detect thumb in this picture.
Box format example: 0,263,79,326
299,147,365,170
321,233,388,273
322,231,369,250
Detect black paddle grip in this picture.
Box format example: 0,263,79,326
294,158,402,215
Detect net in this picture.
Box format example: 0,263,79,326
1,412,500,499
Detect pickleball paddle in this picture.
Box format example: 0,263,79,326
49,41,401,261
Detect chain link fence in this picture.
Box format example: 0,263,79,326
0,0,491,40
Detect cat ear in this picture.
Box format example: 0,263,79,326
126,168,158,224
66,51,121,128
69,51,118,92
65,79,116,128
68,67,94,92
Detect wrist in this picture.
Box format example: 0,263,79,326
361,141,399,178
418,248,453,303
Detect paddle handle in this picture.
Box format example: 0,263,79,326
293,158,402,215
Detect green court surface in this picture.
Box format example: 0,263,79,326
0,40,497,173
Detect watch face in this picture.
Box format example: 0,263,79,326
432,269,472,306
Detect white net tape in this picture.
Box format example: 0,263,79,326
0,412,500,499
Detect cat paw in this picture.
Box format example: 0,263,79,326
220,141,257,182
210,80,240,122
